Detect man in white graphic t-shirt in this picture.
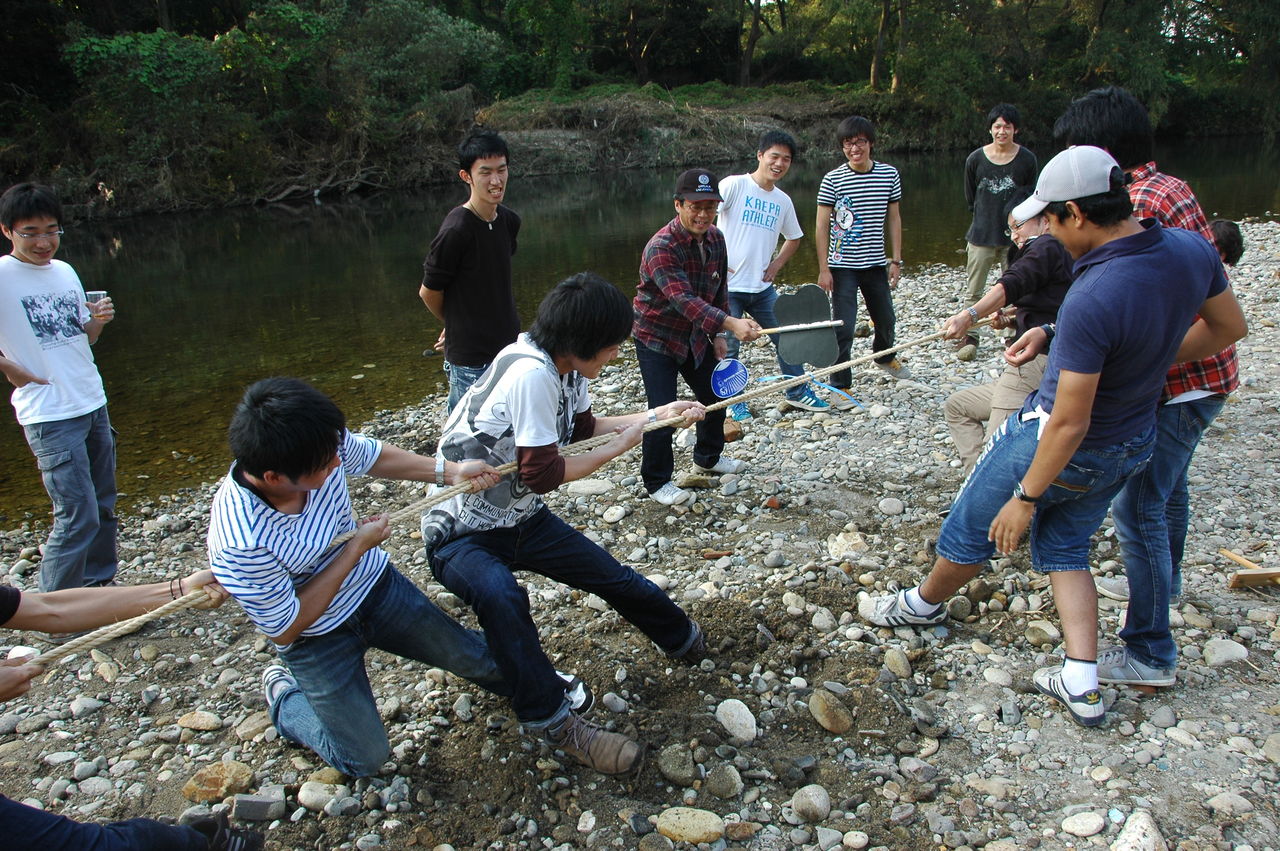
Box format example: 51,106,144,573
0,183,119,600
717,130,828,420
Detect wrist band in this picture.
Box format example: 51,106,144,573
435,453,446,486
1040,322,1057,341
889,259,902,266
966,306,979,322
647,409,658,424
169,577,178,600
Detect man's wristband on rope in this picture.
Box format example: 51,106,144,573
966,306,979,323
1039,323,1056,342
169,576,185,600
435,453,446,486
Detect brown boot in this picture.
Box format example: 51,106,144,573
546,713,642,775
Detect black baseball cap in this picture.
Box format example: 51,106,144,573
674,168,723,202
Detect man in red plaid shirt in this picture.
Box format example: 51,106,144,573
633,168,762,506
1054,86,1241,689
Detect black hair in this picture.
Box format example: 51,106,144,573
528,272,633,361
1210,219,1244,266
836,115,876,148
1003,186,1035,221
0,183,63,229
457,128,509,173
986,103,1021,130
1043,167,1133,228
229,377,346,480
758,130,798,159
1052,86,1153,170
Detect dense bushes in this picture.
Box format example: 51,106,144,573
0,0,1274,216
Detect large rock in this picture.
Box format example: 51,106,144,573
884,647,912,679
1062,811,1104,837
178,711,222,731
1109,810,1165,851
298,780,351,812
808,689,854,734
235,711,273,741
1263,732,1280,765
181,761,253,803
1204,791,1253,816
655,807,725,844
792,784,831,822
1202,639,1248,667
704,763,743,799
657,744,699,787
715,699,757,743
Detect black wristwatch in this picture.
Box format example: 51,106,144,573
1013,481,1040,504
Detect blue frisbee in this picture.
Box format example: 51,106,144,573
711,358,750,398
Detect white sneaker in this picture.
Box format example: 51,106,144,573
650,482,691,505
693,456,747,475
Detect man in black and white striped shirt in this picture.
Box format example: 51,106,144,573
815,115,909,385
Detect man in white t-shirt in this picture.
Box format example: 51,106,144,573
0,183,119,598
423,273,708,776
717,131,828,420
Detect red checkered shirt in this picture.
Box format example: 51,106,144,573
1129,162,1238,400
633,217,729,365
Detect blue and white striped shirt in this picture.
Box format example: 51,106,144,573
208,430,385,645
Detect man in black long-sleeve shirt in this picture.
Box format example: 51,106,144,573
942,189,1074,472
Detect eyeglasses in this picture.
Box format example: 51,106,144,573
1003,220,1029,238
842,138,871,149
10,229,64,240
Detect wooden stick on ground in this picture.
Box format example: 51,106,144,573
1220,548,1280,588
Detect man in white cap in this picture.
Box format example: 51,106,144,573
860,146,1245,728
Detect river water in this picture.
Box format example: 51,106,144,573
1,140,1276,522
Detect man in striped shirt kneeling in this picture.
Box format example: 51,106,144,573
207,377,511,778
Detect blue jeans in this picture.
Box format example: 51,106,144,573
445,361,490,412
273,567,509,777
830,266,895,386
633,340,726,493
0,794,206,851
726,288,805,401
22,405,118,591
938,413,1154,570
429,508,695,726
1111,395,1225,667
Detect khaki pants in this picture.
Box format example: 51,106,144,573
945,354,1047,473
965,243,1010,304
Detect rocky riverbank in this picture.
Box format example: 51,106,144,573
1,222,1278,850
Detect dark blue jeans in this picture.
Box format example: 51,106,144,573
429,508,695,725
0,794,206,851
726,288,804,401
273,567,509,777
830,265,896,386
1111,394,1225,668
22,405,118,590
633,340,726,493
